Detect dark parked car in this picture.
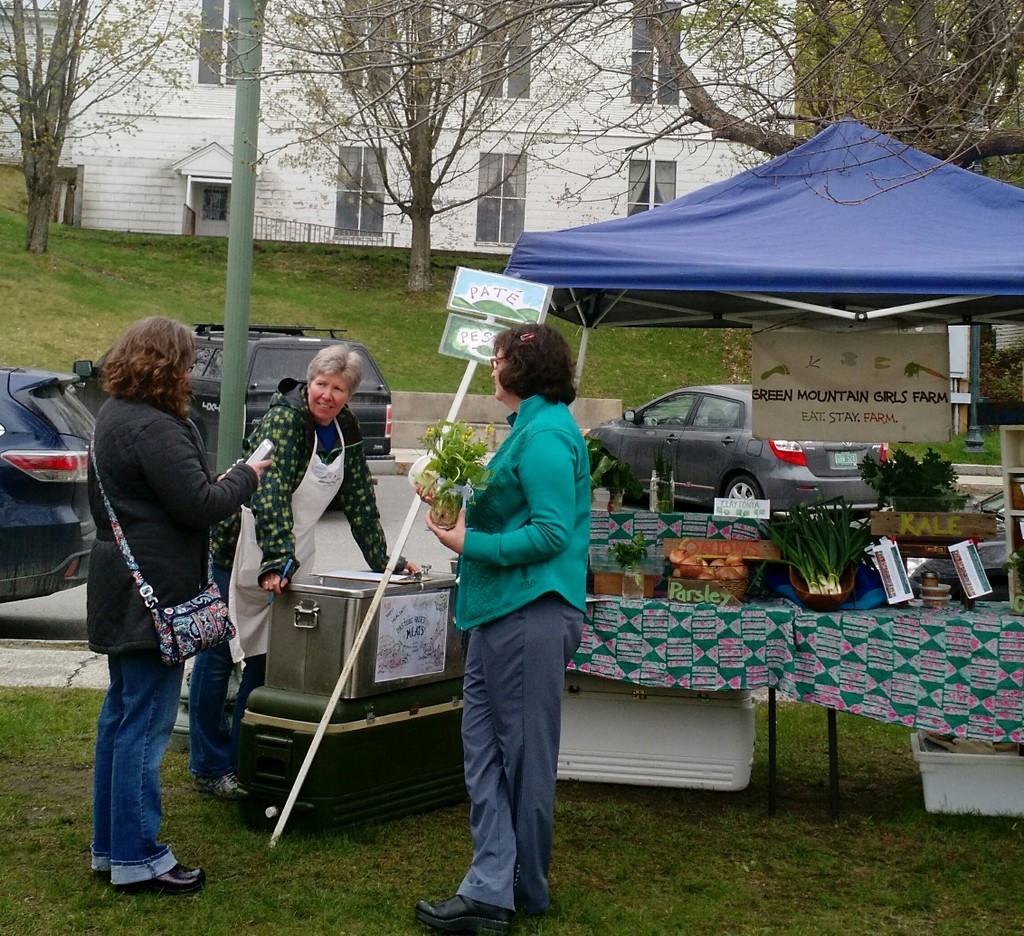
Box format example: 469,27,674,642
587,384,886,512
73,324,394,467
0,366,95,602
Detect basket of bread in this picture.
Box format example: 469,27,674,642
667,549,750,599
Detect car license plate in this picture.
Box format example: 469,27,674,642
834,451,858,468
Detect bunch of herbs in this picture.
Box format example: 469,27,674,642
860,449,967,511
586,436,644,500
610,531,649,571
418,420,491,494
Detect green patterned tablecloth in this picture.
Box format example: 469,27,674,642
573,598,1024,741
779,604,1024,743
573,597,793,691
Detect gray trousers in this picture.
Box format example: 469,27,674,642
456,593,584,915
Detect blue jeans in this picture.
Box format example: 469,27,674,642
92,650,184,885
231,653,266,758
188,639,237,779
188,563,236,779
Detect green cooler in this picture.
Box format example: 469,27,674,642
237,679,466,831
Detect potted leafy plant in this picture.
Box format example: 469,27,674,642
768,498,874,610
587,436,644,511
860,448,967,511
611,531,649,599
1003,547,1024,613
417,419,492,529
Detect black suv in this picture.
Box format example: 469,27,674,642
73,324,394,467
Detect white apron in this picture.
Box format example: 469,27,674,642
229,426,345,660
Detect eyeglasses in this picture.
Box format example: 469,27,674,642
489,355,506,369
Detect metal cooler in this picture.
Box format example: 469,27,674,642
265,571,463,698
237,571,467,831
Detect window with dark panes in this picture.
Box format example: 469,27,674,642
627,159,677,214
202,186,229,221
203,348,223,381
482,19,531,99
198,0,238,85
192,346,216,378
336,147,385,235
476,153,527,244
642,393,697,426
631,2,680,105
693,396,742,429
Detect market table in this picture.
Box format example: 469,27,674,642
571,595,1024,816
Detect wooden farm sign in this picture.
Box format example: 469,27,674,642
666,579,741,607
751,330,951,443
869,511,997,543
662,537,781,561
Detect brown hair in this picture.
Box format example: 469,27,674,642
101,316,195,420
492,322,577,405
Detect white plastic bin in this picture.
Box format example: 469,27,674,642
558,672,755,790
911,732,1024,816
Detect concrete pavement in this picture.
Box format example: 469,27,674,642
0,640,109,689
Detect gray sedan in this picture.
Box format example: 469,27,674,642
587,384,885,512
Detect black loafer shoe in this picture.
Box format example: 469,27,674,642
114,863,205,895
415,894,512,934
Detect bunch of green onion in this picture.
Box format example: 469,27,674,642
768,498,873,595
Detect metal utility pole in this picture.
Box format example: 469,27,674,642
216,0,268,471
965,323,984,451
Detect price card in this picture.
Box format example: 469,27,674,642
947,540,993,599
869,537,914,604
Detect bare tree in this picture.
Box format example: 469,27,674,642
622,0,1024,167
262,0,601,292
0,0,188,253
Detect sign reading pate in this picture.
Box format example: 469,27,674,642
447,267,552,324
373,591,450,684
751,330,951,443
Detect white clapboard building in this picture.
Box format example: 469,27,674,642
3,2,750,251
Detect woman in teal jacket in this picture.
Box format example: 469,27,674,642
416,323,590,935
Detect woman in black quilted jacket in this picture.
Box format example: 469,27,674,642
87,317,266,895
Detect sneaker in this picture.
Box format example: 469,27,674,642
193,772,241,800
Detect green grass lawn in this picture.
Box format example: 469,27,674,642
0,163,1002,459
0,166,749,408
2,688,1023,936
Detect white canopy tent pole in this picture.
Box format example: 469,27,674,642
572,325,591,411
721,291,990,321
269,361,479,846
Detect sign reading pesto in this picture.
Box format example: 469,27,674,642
438,314,505,364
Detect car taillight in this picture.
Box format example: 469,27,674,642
878,442,889,462
1,450,89,482
384,403,393,440
768,439,808,467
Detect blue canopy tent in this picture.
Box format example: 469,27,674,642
504,119,1024,334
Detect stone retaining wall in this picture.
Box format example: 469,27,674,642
391,391,622,449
